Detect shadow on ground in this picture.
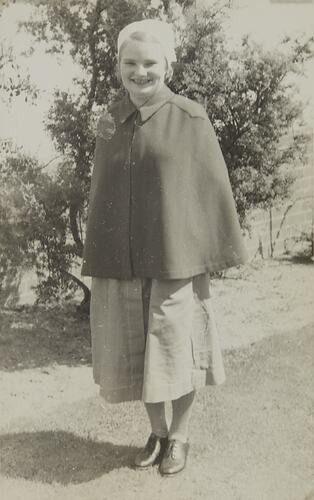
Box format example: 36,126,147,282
276,255,313,265
0,431,139,484
0,306,91,371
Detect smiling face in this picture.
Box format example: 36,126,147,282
119,39,167,107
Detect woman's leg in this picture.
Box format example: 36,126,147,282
144,401,168,438
169,390,195,443
159,391,195,475
134,402,168,468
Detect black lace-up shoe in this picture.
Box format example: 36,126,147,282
159,439,189,476
134,433,168,469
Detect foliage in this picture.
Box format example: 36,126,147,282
0,148,82,303
284,229,313,260
0,2,38,103
0,42,38,104
171,9,313,224
0,0,313,303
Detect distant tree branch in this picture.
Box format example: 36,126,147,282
87,0,103,107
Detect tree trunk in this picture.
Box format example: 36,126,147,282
61,268,90,310
69,203,84,257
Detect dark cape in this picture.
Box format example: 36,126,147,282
82,85,248,279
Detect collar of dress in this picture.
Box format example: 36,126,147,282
118,85,174,124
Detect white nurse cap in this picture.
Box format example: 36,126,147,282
117,19,177,65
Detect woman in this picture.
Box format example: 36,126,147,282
82,19,247,476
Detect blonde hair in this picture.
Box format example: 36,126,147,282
117,31,174,82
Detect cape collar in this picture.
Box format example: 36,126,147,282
118,85,174,123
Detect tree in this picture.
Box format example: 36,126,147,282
1,0,313,304
0,147,91,304
171,9,313,224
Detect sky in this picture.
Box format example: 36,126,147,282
0,0,313,163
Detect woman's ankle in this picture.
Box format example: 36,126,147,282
152,430,168,439
168,432,188,443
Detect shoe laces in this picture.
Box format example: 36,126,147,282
167,440,180,460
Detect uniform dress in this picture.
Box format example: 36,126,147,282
82,85,248,404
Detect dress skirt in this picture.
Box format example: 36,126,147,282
90,274,225,404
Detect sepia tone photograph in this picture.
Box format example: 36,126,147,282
0,0,313,499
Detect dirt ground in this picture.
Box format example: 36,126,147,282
0,258,313,500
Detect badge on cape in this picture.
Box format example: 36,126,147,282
96,111,116,141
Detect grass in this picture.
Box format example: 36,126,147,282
0,305,91,371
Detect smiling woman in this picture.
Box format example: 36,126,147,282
82,18,247,477
118,37,167,107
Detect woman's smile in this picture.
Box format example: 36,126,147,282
131,78,154,86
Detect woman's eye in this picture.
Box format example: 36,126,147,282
122,60,157,68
